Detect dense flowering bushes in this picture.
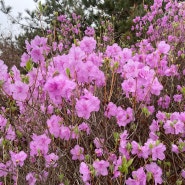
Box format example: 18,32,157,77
0,0,185,184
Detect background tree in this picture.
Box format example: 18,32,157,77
0,33,21,68
0,0,154,64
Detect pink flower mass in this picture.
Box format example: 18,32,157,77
0,1,185,184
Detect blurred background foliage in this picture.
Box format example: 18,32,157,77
0,0,154,67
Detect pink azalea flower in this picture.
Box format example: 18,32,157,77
122,78,136,94
121,48,132,62
11,66,21,81
104,102,117,118
30,47,44,63
138,66,154,82
149,132,159,141
145,162,163,185
0,60,8,81
20,52,30,67
59,125,71,140
157,41,170,54
6,125,16,141
45,153,59,167
152,143,166,161
75,90,100,119
106,43,122,58
151,77,163,96
30,134,51,157
52,42,57,51
156,111,166,122
70,145,84,161
80,36,96,53
116,107,134,127
149,120,160,132
126,167,146,185
122,60,140,78
93,160,109,176
58,42,63,52
172,144,179,154
44,75,76,102
93,137,104,149
95,148,103,157
47,115,62,138
140,145,150,159
173,94,182,102
69,45,85,64
10,151,27,167
181,170,185,179
79,162,91,183
0,115,7,131
30,35,48,47
119,139,130,159
75,98,91,119
26,172,37,185
174,121,184,134
0,163,7,177
78,122,90,135
11,81,29,101
112,156,122,178
85,27,95,36
131,141,144,158
164,120,184,135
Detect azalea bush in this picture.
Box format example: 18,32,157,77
0,0,185,185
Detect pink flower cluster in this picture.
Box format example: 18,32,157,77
0,1,185,184
75,90,100,119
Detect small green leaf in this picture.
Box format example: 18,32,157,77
16,130,22,138
166,171,170,177
147,172,152,182
2,139,6,146
10,106,17,112
142,106,150,117
164,161,171,167
73,125,79,135
112,62,119,71
176,179,182,185
182,86,185,96
0,80,4,87
113,132,119,143
90,143,93,150
178,142,185,151
127,158,133,167
65,179,70,185
38,1,43,13
74,38,78,46
85,154,90,162
66,68,71,78
58,173,64,181
22,76,29,84
26,60,33,71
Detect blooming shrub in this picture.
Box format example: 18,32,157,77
0,0,185,184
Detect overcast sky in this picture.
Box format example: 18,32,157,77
0,0,45,36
